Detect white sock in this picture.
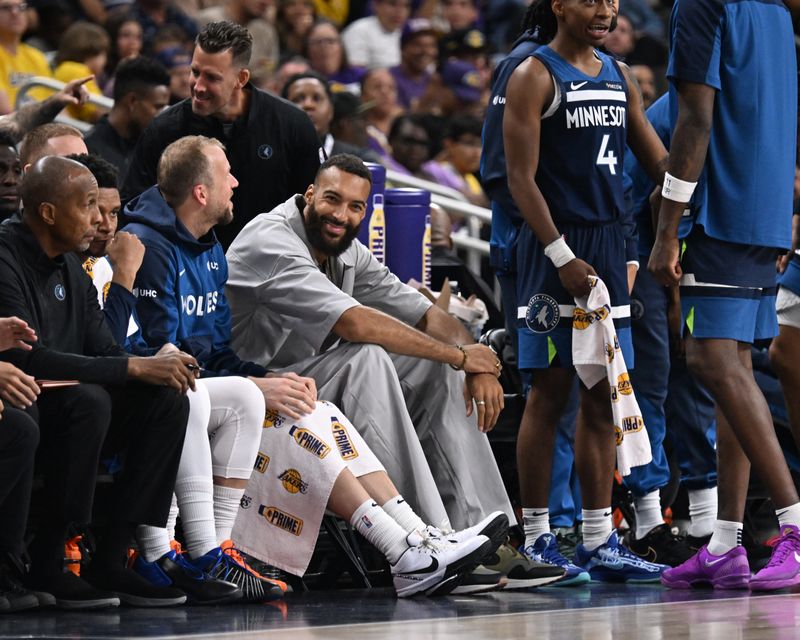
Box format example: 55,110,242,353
687,487,717,538
582,508,613,551
707,520,742,556
522,507,551,548
166,494,179,542
776,502,800,529
176,475,217,559
382,495,426,534
634,491,664,540
213,484,245,544
350,499,409,564
135,525,171,562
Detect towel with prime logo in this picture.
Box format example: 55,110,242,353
571,277,651,476
232,401,385,576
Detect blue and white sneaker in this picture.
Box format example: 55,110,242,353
524,533,590,586
574,531,667,583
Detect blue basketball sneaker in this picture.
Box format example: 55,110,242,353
523,533,590,586
574,532,667,582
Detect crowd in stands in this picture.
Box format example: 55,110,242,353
0,0,798,618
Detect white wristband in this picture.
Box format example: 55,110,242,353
544,236,576,268
661,172,697,203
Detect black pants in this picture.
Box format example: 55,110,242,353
30,383,189,572
0,406,39,556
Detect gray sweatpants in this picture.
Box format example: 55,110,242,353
277,342,515,530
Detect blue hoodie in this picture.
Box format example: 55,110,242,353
122,186,267,378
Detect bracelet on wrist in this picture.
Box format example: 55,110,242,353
449,344,468,371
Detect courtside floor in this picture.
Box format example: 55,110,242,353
2,584,799,639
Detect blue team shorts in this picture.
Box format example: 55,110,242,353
516,221,632,370
679,226,779,343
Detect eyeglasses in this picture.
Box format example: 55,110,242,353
308,37,340,47
0,3,28,13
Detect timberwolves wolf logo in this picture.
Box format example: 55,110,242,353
526,294,560,333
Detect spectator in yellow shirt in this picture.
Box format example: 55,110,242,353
0,0,53,113
53,21,109,123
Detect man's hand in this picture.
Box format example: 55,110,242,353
0,361,39,408
51,76,92,108
460,343,502,376
464,373,504,432
249,372,317,420
627,263,637,295
0,317,36,352
127,351,199,393
107,232,145,291
648,236,682,286
558,258,596,299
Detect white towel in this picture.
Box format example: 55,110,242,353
571,276,652,476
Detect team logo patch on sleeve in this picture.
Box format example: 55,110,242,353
289,425,331,459
331,418,358,460
258,505,304,536
254,452,270,473
263,410,285,429
278,468,309,494
525,294,560,333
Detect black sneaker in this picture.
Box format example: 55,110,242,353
448,565,507,595
554,527,582,562
131,550,242,605
685,532,712,552
627,524,695,567
192,545,284,603
0,556,39,613
26,570,120,610
83,565,187,608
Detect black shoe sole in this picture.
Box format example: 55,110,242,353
116,593,187,608
4,594,40,612
424,538,494,597
479,514,510,559
56,596,121,610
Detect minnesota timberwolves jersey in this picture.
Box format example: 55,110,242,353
533,46,628,225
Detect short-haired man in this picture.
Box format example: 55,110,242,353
85,57,171,185
226,154,555,586
0,130,21,222
19,122,87,169
0,156,198,607
123,21,321,249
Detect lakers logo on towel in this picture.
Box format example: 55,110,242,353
605,343,615,363
254,452,270,473
573,305,610,330
617,373,632,396
289,425,331,459
263,410,285,429
259,505,304,536
615,426,623,445
278,469,308,494
331,418,358,460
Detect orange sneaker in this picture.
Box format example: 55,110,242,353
220,540,288,594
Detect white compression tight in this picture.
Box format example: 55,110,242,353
136,377,265,560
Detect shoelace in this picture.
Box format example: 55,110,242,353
173,552,207,581
765,532,800,567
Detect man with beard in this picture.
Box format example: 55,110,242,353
122,20,320,249
224,154,556,590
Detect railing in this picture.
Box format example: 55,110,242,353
14,76,112,133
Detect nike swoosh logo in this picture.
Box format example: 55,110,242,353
603,511,612,518
635,546,657,563
531,511,548,517
795,552,800,563
179,269,186,276
777,508,789,517
408,556,439,574
704,556,728,566
570,81,588,90
396,499,405,505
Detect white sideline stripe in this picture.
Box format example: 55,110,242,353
517,304,631,319
679,273,760,290
566,90,627,103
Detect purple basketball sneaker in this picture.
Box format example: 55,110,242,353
661,545,750,589
750,525,800,591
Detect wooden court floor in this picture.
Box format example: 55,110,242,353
2,584,799,640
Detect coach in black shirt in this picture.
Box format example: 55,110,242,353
0,156,198,609
122,21,321,248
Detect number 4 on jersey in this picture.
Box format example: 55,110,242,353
596,134,617,175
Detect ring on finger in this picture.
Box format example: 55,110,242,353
476,399,486,405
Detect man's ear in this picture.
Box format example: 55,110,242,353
39,202,56,226
237,67,251,89
193,183,208,206
304,183,314,205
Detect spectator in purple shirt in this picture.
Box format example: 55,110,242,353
389,18,438,110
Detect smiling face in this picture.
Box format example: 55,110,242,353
190,47,247,118
554,0,618,47
302,166,370,259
